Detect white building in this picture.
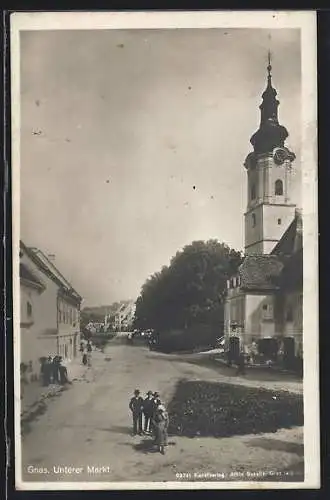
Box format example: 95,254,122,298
20,241,83,381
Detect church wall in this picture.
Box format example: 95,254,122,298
284,291,303,356
245,293,276,343
224,286,245,342
245,242,263,255
245,204,296,255
244,205,263,253
262,204,296,250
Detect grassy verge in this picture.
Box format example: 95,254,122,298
168,380,303,438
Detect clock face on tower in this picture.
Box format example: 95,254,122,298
273,147,288,165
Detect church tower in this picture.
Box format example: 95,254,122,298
244,54,296,255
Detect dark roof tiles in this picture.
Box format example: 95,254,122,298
239,255,284,291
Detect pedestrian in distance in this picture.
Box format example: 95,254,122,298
152,404,169,455
43,356,53,386
52,355,60,384
143,390,154,433
129,389,144,436
39,357,48,386
80,341,87,365
58,357,69,385
86,340,92,367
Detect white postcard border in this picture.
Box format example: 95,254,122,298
10,9,319,490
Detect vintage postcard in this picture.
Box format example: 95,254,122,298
10,10,319,490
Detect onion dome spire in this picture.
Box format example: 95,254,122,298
250,52,289,154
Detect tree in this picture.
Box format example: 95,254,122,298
134,240,242,333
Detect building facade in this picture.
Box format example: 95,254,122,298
224,57,303,369
20,241,83,380
114,301,136,331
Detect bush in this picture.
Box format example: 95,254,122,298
167,380,303,438
157,325,220,353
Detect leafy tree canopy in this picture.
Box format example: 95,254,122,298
134,240,242,332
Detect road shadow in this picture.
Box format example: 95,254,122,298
246,438,304,456
133,438,159,454
98,425,132,435
133,438,176,454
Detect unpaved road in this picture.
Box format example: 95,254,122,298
20,339,304,485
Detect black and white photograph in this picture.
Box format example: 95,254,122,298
11,11,319,490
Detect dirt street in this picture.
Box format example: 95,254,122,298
20,339,304,484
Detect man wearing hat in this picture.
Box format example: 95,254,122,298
129,389,144,435
143,390,154,433
153,392,161,407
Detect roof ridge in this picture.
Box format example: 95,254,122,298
21,243,82,300
31,247,80,297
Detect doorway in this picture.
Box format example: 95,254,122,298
228,336,240,363
283,337,295,369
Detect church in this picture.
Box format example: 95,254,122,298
224,56,303,370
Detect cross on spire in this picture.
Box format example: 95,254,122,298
267,50,272,78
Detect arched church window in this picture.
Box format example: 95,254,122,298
275,179,283,196
251,184,256,200
252,213,256,227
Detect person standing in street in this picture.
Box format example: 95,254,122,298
79,342,85,363
58,357,69,385
150,392,161,439
43,356,53,386
143,390,154,433
52,355,60,383
152,404,169,455
129,389,144,436
86,340,92,367
153,392,161,409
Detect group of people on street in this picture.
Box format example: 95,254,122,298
39,355,68,386
80,340,93,366
129,389,169,455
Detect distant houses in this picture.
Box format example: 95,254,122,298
81,300,136,333
19,241,83,382
113,301,136,331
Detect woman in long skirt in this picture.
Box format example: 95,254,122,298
152,405,169,455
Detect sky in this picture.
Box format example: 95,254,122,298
20,28,301,306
